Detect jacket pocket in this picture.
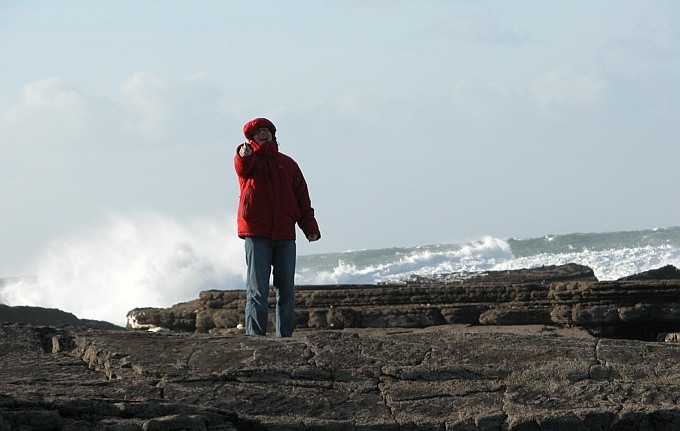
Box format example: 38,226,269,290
241,187,253,219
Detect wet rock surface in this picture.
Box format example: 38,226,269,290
2,323,680,430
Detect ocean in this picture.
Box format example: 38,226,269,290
297,226,680,285
2,220,680,327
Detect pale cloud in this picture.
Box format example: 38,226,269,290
1,71,233,160
0,71,235,160
1,72,229,154
118,71,226,144
7,77,83,112
3,77,123,150
532,68,608,111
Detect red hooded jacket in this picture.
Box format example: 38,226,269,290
234,119,320,241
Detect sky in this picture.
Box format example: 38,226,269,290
2,1,680,278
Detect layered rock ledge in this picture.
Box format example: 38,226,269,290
127,264,680,341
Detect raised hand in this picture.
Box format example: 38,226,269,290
239,142,253,157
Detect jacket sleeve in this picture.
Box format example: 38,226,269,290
294,167,321,239
234,146,256,178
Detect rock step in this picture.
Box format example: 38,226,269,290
127,264,680,341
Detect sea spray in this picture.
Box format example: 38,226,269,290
0,214,246,326
295,236,514,284
494,244,680,280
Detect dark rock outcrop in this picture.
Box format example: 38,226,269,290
401,262,597,284
617,264,680,281
2,322,680,430
0,304,122,330
127,264,680,341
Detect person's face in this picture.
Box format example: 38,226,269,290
253,127,273,144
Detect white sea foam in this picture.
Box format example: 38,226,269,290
0,214,246,326
295,236,680,284
295,236,514,284
493,245,680,281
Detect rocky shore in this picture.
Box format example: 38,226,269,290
127,263,680,342
2,264,680,430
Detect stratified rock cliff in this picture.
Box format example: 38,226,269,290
127,264,680,341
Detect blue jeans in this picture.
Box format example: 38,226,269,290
244,237,297,337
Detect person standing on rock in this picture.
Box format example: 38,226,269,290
234,117,321,337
